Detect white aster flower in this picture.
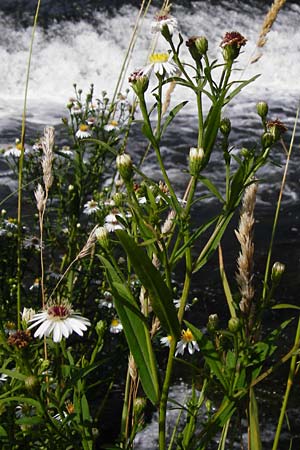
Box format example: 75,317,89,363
76,124,92,139
104,120,120,132
4,142,28,158
143,52,178,78
175,328,200,357
104,212,125,232
83,199,100,215
151,13,178,35
28,302,91,343
160,335,173,348
110,318,123,334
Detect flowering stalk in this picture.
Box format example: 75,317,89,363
16,0,42,328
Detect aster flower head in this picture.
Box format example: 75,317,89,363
104,210,125,232
175,328,200,357
110,318,123,334
186,35,208,61
220,31,247,62
144,52,178,79
160,335,173,348
83,199,100,215
151,12,178,39
76,124,92,139
104,120,120,132
28,301,91,343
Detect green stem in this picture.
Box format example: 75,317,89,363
16,0,41,328
272,317,300,450
159,338,176,450
262,107,299,302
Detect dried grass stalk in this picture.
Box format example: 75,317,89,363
251,0,286,63
41,126,55,191
235,182,257,322
161,80,177,116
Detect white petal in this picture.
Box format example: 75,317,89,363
53,324,63,343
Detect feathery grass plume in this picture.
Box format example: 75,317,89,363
251,0,287,63
41,126,55,191
161,79,177,116
34,183,45,213
77,225,100,260
235,182,257,329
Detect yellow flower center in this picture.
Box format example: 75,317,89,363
109,120,118,127
111,318,120,327
181,328,194,342
79,124,89,132
149,52,169,63
16,143,23,151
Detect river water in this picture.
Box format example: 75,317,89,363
1,0,300,448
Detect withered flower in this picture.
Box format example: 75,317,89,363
220,31,247,62
8,330,32,349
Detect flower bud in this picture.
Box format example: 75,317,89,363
220,117,231,137
186,36,208,62
116,153,133,182
220,31,247,63
228,317,241,333
189,147,204,176
128,70,149,95
24,375,39,392
267,119,287,141
207,313,219,333
133,397,147,417
271,261,285,283
256,101,268,119
261,132,274,149
95,226,110,250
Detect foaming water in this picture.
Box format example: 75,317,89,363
0,1,299,205
0,2,299,125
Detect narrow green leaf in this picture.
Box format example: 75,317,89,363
225,74,260,104
198,175,225,203
81,393,91,422
160,101,188,137
16,416,44,426
98,255,160,404
249,387,262,450
116,230,181,339
193,213,234,273
0,425,7,437
272,303,300,310
0,368,27,381
185,321,229,391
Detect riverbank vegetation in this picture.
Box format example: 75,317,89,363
0,0,299,449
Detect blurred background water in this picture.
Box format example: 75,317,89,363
0,1,300,447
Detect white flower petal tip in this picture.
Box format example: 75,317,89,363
175,329,200,357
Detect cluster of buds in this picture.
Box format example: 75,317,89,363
189,147,205,176
220,31,247,63
186,35,208,62
128,70,149,96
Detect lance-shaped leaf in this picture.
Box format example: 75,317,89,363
116,230,181,340
98,255,160,405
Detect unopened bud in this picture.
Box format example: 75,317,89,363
207,314,219,333
220,118,231,137
95,226,110,249
186,35,208,62
116,153,133,182
261,132,274,149
271,261,285,283
228,317,241,333
189,147,204,176
256,101,268,119
24,375,39,392
133,397,147,417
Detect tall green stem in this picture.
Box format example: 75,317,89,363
272,317,300,450
16,0,41,327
